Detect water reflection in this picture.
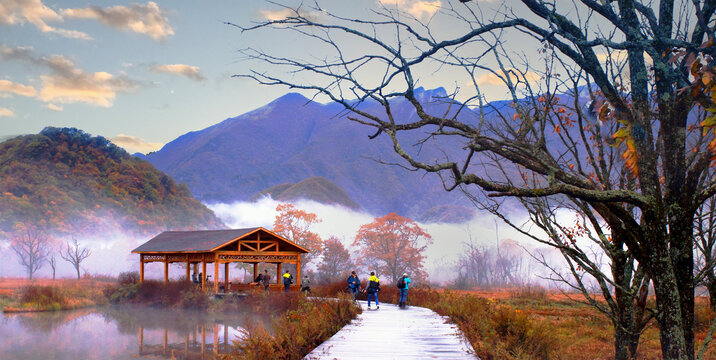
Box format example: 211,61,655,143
0,305,271,360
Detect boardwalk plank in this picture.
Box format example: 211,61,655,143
304,301,477,360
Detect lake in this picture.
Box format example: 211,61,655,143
0,305,271,360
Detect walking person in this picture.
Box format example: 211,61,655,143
397,273,411,308
347,271,361,301
301,275,311,295
366,271,380,309
262,269,270,291
282,270,293,292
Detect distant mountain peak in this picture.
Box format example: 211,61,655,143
250,177,360,210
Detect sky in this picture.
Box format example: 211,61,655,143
0,0,539,154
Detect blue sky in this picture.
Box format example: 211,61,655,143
1,0,534,153
0,0,348,153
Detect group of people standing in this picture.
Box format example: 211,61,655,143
347,271,412,309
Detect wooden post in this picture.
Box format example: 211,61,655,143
213,323,219,355
224,263,229,290
163,328,168,351
193,262,198,275
277,263,282,284
202,259,207,292
296,255,302,289
139,255,144,283
214,260,219,294
224,324,229,346
201,325,206,354
138,327,144,354
253,263,258,282
163,257,169,284
186,255,190,282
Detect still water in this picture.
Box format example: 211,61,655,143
0,305,271,360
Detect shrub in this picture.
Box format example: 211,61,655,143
18,285,67,310
117,271,140,285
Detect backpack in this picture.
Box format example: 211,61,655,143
397,276,405,289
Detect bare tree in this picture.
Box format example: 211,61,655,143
48,252,58,281
61,237,91,280
11,227,49,280
235,1,716,359
695,195,716,311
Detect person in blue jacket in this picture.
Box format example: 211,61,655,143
347,271,361,301
398,273,411,308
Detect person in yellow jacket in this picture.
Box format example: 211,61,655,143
366,272,380,309
282,270,293,292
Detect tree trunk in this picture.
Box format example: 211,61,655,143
75,266,80,280
652,256,689,360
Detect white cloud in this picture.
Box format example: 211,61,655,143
0,107,15,117
44,103,62,111
475,69,540,86
110,134,164,154
62,1,174,41
0,46,140,107
0,79,37,97
0,0,91,39
379,0,441,19
150,64,205,81
260,8,293,21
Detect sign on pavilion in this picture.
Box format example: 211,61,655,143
131,227,309,293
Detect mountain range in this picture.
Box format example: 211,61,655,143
144,87,480,222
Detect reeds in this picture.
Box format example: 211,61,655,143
226,293,361,360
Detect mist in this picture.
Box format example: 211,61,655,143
0,197,579,287
209,197,551,284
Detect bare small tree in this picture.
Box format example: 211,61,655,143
48,252,58,281
11,227,50,280
61,237,91,280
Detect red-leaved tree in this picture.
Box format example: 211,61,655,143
316,236,354,284
353,213,432,283
273,203,323,266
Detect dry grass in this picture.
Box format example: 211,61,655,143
225,292,361,360
0,277,109,312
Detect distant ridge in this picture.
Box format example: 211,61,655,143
250,177,361,209
0,127,224,236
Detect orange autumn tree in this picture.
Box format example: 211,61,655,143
316,236,354,284
353,212,432,283
272,203,323,266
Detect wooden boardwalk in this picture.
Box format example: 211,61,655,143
304,301,477,360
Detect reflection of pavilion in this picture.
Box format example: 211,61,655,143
132,227,310,293
137,322,239,359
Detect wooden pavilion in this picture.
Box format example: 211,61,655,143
131,227,309,293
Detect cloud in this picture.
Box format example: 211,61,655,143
44,103,62,111
475,69,540,86
0,79,37,97
378,0,441,19
62,1,174,41
0,0,91,39
260,8,293,21
0,107,15,117
150,64,205,81
110,134,164,154
0,46,140,107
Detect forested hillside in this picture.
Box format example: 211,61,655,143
0,127,223,236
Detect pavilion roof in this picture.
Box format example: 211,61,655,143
131,227,309,253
